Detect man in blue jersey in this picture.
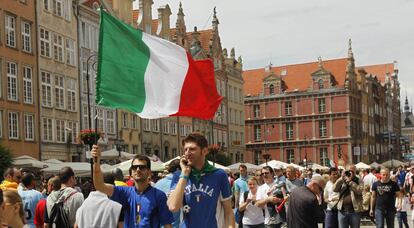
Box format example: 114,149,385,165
18,172,43,228
167,133,235,228
92,145,174,228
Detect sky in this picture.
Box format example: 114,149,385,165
133,0,414,106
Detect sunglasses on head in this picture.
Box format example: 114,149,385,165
131,164,148,171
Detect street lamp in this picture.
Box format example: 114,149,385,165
114,138,125,161
262,153,271,166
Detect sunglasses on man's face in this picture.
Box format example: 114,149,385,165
131,165,148,171
261,172,271,176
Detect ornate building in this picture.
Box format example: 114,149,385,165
243,40,401,166
402,97,414,152
0,0,39,158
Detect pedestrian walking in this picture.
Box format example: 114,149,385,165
18,173,42,228
287,176,326,228
370,168,401,228
395,188,410,228
167,133,234,228
324,167,340,228
238,177,265,228
91,145,174,228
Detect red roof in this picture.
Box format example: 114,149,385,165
359,63,395,84
243,58,348,96
186,29,213,51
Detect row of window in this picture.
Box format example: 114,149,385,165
0,111,35,141
40,71,77,111
3,15,32,53
43,0,72,21
142,119,193,136
1,61,34,104
42,117,78,143
39,28,76,66
228,85,243,104
253,98,326,118
82,106,115,134
253,148,330,166
229,131,244,145
229,108,244,125
253,121,328,141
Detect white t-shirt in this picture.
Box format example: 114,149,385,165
363,173,377,189
256,182,275,225
239,191,265,225
75,191,122,228
395,196,411,212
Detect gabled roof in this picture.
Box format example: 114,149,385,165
186,29,214,52
243,58,348,96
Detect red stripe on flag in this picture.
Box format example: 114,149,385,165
171,53,223,120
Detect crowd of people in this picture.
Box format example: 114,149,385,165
0,132,413,228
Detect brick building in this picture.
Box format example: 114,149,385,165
243,40,401,166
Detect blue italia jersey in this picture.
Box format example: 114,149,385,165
111,186,174,228
171,169,232,228
234,176,249,194
18,189,43,228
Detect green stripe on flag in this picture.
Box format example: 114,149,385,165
96,10,150,113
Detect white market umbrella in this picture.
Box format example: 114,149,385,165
288,163,305,171
13,156,48,169
85,148,136,160
227,162,262,172
163,156,230,172
381,159,407,168
41,162,112,177
369,162,383,168
311,163,329,170
112,158,165,175
43,159,63,164
355,162,371,170
260,160,289,169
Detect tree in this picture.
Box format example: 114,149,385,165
0,142,13,182
206,152,232,166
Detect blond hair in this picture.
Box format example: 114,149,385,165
3,190,26,224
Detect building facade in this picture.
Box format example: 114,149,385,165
243,41,401,166
37,0,79,161
0,0,39,158
401,97,414,152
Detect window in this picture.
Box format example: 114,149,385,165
152,120,160,132
131,115,137,129
8,112,19,139
318,98,326,113
63,0,71,21
5,15,16,47
269,84,275,95
254,150,262,165
23,66,33,104
122,112,128,128
21,21,32,52
180,124,185,136
67,121,77,143
285,102,292,116
7,62,18,101
319,120,327,137
52,0,63,16
54,75,65,109
254,125,261,141
132,145,139,154
41,71,52,107
229,108,233,124
44,0,50,10
163,121,169,134
0,111,3,138
40,28,51,57
143,119,150,131
170,122,177,135
286,149,294,163
286,123,294,139
67,78,76,111
96,109,103,131
42,118,53,141
55,119,65,142
24,114,34,141
320,148,329,166
229,86,233,101
185,125,192,136
253,105,260,118
65,38,75,65
239,88,243,103
106,110,115,134
318,79,324,89
53,34,64,62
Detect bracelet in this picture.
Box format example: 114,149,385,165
180,174,190,180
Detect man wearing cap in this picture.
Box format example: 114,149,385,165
287,176,326,228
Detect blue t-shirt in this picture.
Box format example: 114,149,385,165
18,188,43,228
171,169,232,228
111,186,174,228
234,176,249,194
155,174,180,228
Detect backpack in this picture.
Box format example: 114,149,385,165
49,191,77,228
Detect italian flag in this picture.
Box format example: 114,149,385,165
96,11,222,119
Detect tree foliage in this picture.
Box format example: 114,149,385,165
0,142,13,181
206,152,232,166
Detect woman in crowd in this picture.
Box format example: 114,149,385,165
238,177,265,228
2,190,28,228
